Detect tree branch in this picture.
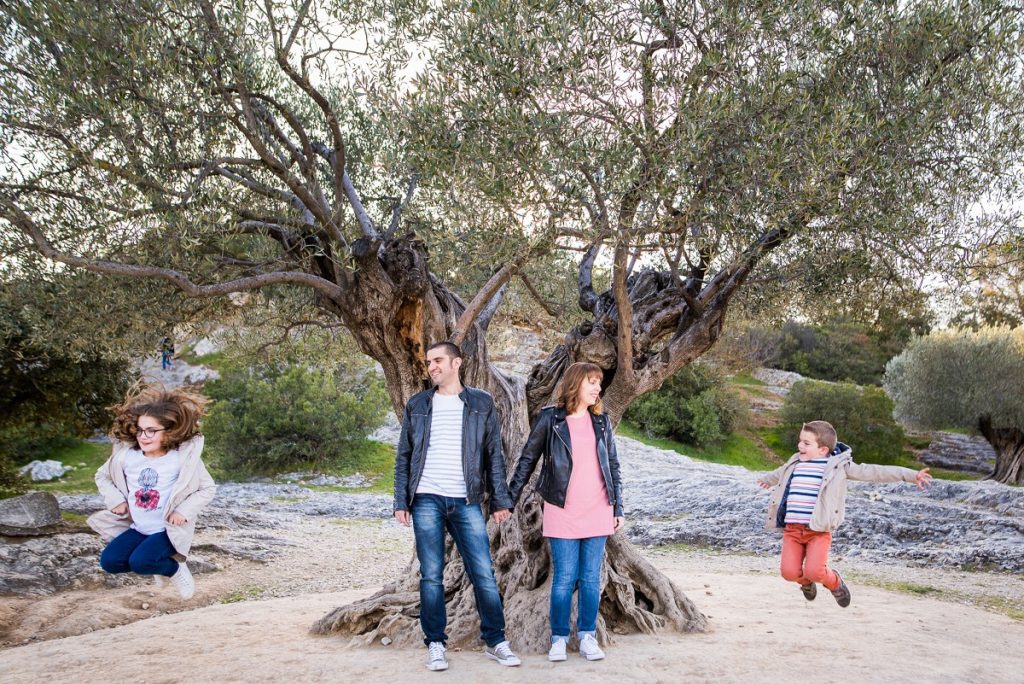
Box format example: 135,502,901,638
2,197,345,301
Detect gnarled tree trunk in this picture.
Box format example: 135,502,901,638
308,236,756,651
979,417,1024,485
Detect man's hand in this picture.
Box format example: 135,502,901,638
111,502,128,515
915,467,933,490
613,516,625,532
394,510,411,526
491,509,511,524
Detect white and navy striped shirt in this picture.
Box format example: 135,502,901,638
783,457,830,525
415,393,467,498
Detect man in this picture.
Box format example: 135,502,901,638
394,341,520,671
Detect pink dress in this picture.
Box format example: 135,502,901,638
542,414,615,539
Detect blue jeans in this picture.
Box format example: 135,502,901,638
548,536,608,641
161,351,172,370
411,494,506,647
99,528,179,577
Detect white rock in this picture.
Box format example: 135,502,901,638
17,460,73,481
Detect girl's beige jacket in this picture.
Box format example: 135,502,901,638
87,435,216,560
761,446,919,533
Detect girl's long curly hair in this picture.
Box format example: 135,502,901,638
109,383,209,450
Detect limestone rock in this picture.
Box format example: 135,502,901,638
0,492,63,535
17,460,73,482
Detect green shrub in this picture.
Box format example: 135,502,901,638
0,424,79,465
779,380,905,464
204,360,389,475
625,364,746,447
0,453,26,499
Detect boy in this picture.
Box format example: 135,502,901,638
757,420,932,607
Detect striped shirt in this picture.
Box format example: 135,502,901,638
415,393,467,498
783,457,830,525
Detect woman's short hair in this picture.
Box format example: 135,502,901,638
556,362,604,415
109,383,208,450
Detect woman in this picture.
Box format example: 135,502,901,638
508,362,624,662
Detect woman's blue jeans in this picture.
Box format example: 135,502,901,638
411,494,507,647
548,535,608,641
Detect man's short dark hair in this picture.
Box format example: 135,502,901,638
426,341,463,360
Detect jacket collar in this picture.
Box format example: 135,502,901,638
425,384,473,404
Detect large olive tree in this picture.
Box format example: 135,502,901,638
2,0,1022,650
885,327,1024,484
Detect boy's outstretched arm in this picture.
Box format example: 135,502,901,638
756,464,787,491
848,462,933,488
915,467,933,490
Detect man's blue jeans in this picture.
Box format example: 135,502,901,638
99,528,179,577
548,535,608,641
411,494,507,647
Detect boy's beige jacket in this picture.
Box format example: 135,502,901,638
87,435,216,560
761,447,918,533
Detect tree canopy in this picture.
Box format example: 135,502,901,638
885,326,1024,483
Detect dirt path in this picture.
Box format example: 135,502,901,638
2,519,1023,683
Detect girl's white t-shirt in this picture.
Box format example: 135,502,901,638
124,448,181,535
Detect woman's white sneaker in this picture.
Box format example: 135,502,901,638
170,562,195,600
548,638,568,662
427,642,448,671
579,633,605,661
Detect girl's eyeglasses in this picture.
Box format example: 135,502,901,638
137,427,167,439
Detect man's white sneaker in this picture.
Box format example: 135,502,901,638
485,640,521,666
427,642,448,671
153,575,166,589
548,638,568,662
170,562,195,600
579,633,605,661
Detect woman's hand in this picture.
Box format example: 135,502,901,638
613,516,625,532
111,502,128,515
168,512,187,526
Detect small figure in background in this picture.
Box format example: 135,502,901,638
160,337,174,371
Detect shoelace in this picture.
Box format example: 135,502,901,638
493,643,514,658
429,643,446,661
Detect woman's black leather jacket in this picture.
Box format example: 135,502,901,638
508,406,623,517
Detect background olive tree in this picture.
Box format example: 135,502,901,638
2,0,1023,650
885,327,1024,484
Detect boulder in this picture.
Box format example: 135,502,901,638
0,492,63,536
17,460,73,482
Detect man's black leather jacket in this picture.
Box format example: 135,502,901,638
507,406,623,517
393,385,514,514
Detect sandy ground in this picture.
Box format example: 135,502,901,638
2,519,1023,683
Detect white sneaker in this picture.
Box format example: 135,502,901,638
579,633,605,661
485,640,521,667
427,642,448,671
153,575,166,589
548,638,567,662
170,562,195,600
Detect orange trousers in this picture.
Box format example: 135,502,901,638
780,523,840,591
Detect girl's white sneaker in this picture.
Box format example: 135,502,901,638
170,562,195,599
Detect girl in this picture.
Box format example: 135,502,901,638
508,362,624,662
88,384,216,599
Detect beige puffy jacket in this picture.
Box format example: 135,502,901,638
87,435,216,560
761,444,919,533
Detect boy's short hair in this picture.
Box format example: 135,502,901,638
801,420,837,451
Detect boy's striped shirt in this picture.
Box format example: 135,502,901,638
783,457,830,525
